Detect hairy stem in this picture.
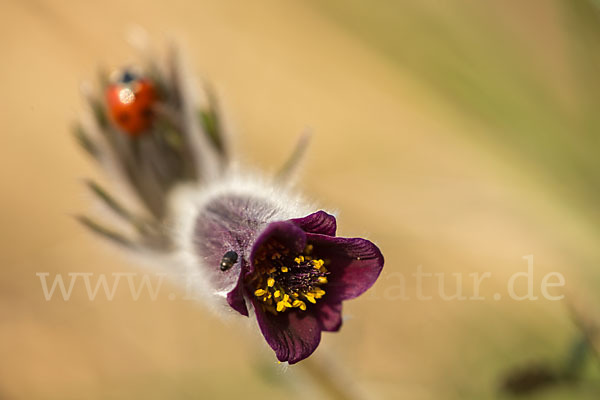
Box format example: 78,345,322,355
298,354,369,400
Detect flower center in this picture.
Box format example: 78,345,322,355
251,243,328,314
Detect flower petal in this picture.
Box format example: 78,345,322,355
252,298,322,364
291,211,337,236
315,301,343,332
226,273,248,316
307,234,384,302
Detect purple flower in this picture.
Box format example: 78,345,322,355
192,190,384,364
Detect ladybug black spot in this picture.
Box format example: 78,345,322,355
117,112,130,124
140,107,153,120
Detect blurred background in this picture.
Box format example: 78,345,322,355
2,0,600,398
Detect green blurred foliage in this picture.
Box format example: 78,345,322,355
314,0,600,227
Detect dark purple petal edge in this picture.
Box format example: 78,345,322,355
307,233,384,303
291,210,337,236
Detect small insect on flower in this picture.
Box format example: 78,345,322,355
105,68,157,136
220,250,238,271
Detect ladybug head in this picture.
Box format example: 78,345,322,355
109,67,141,86
117,69,139,85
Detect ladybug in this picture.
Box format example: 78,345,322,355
105,69,157,136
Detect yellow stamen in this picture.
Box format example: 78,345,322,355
253,247,329,314
276,300,292,312
292,300,307,311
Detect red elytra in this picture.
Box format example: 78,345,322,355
105,75,157,136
